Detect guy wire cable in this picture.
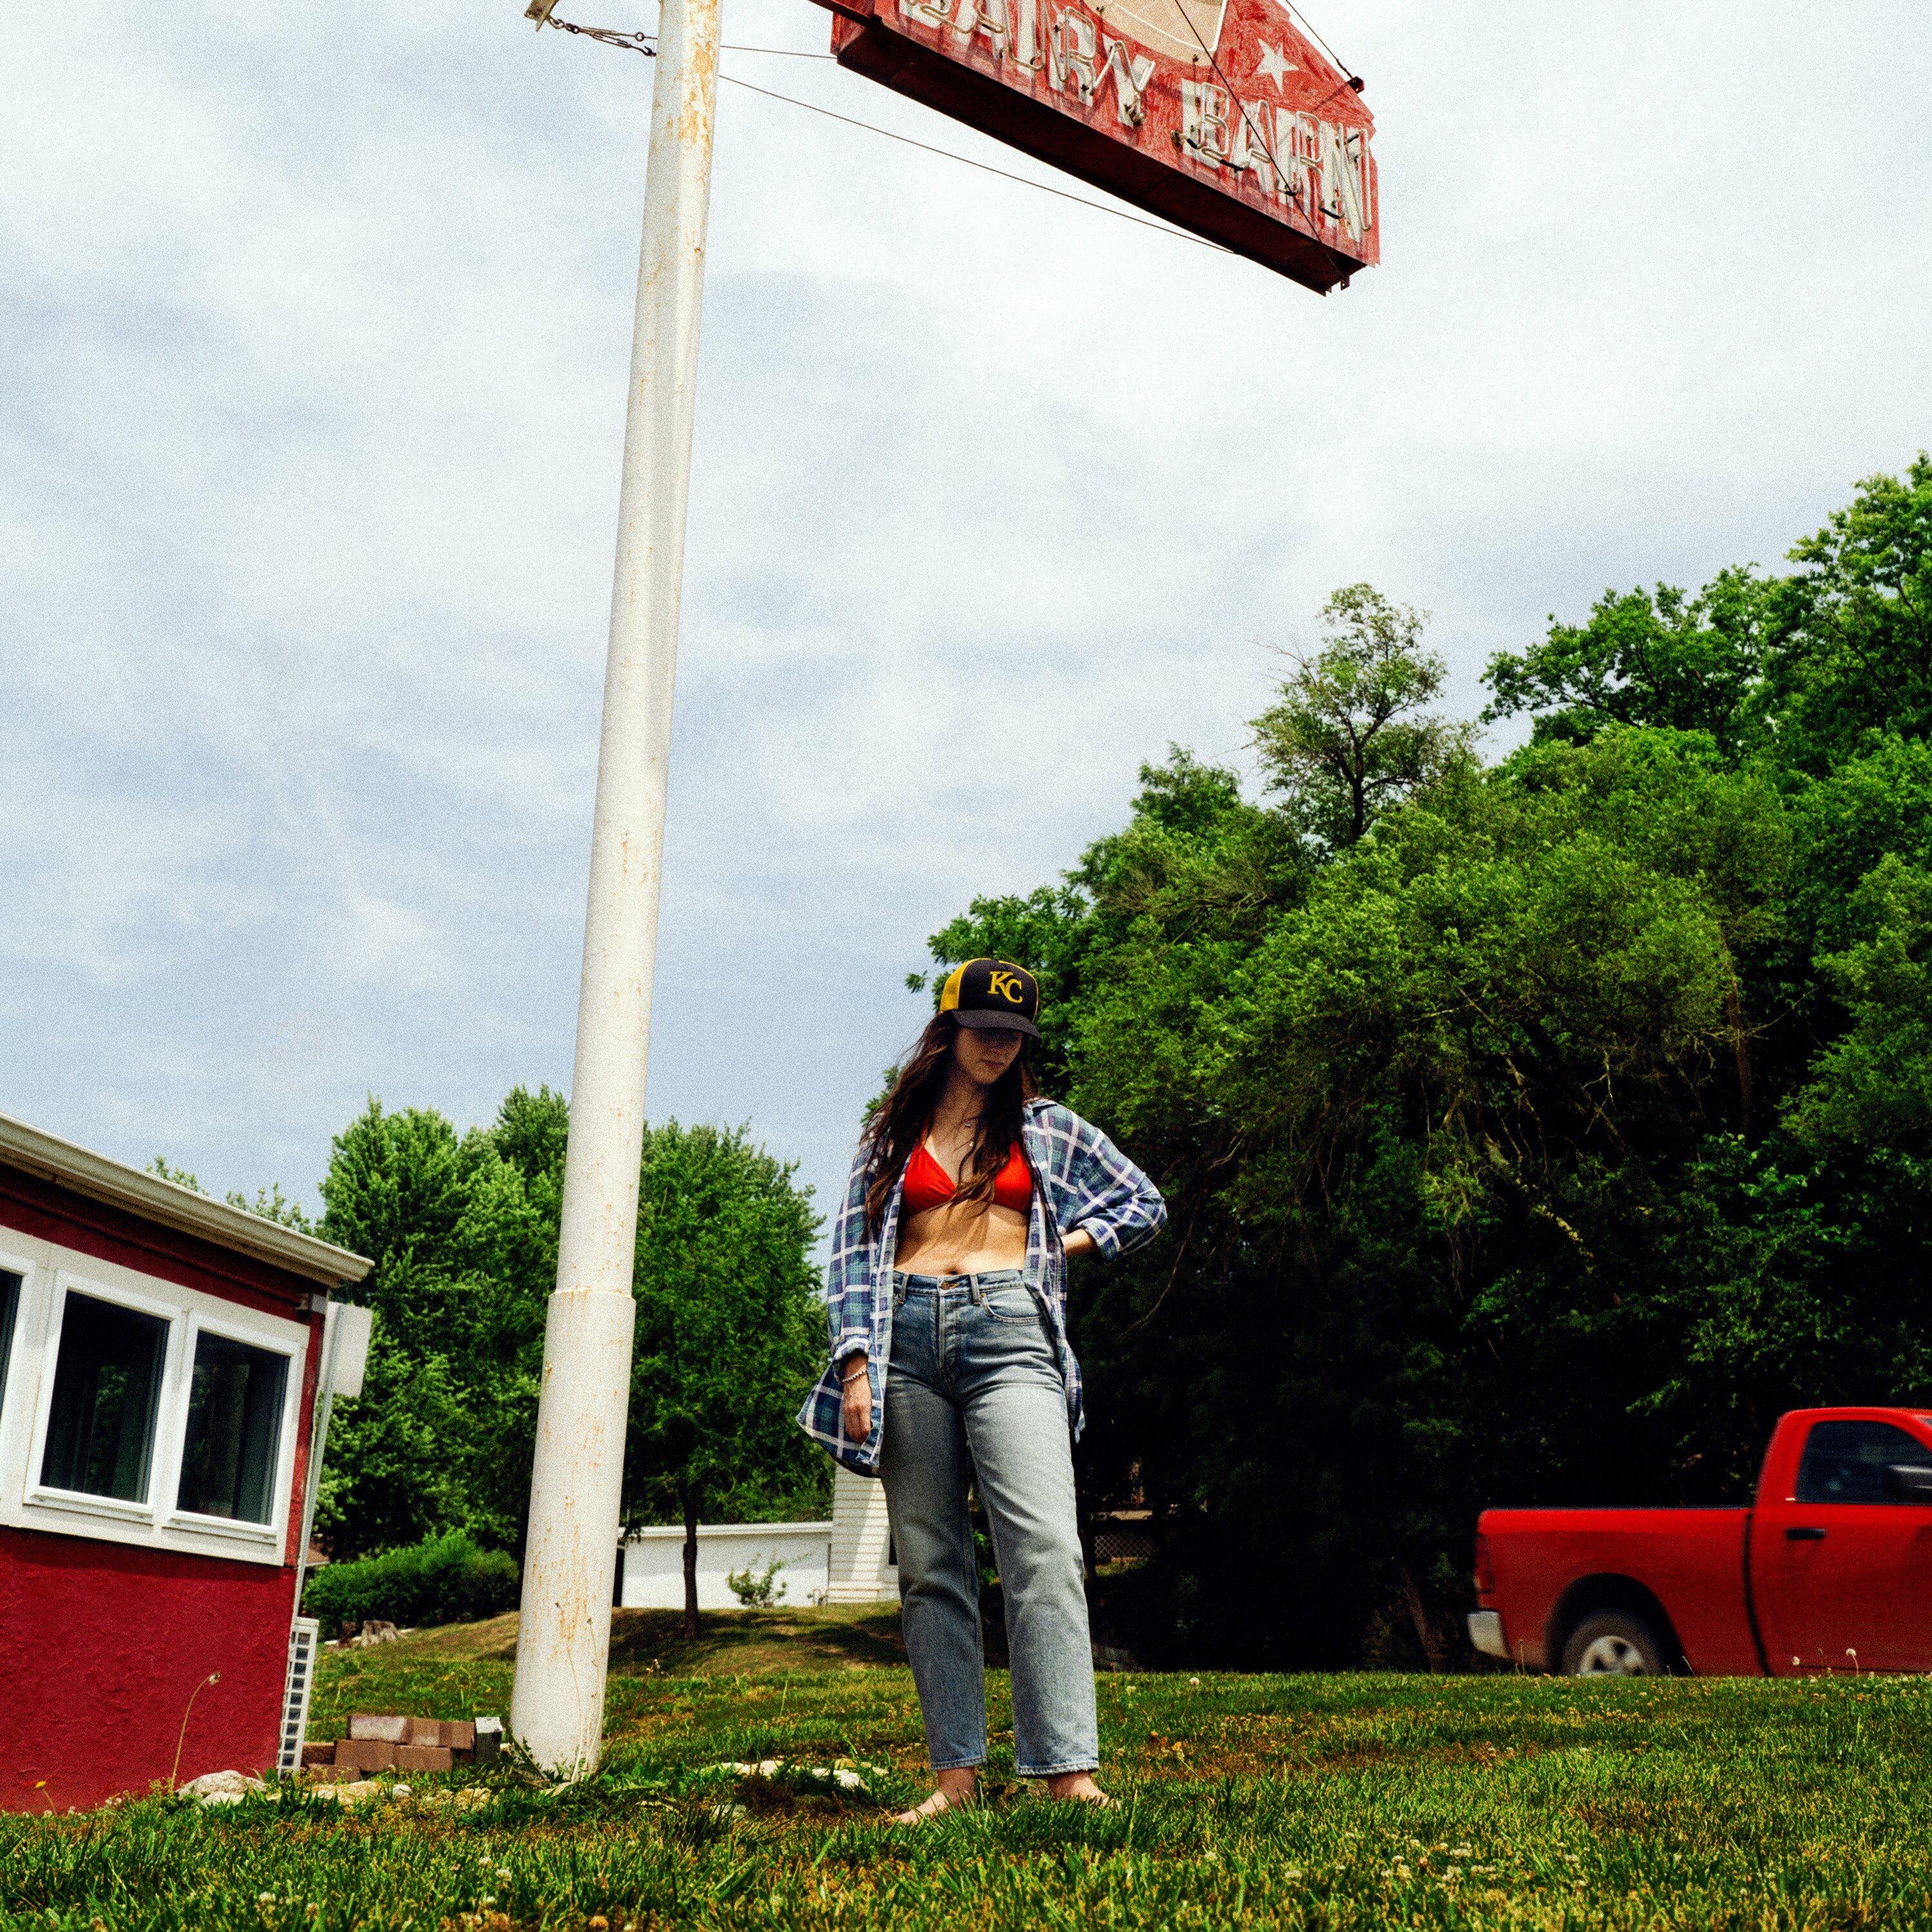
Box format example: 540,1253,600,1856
536,12,1236,258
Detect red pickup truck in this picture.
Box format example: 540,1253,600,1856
1470,1407,1932,1675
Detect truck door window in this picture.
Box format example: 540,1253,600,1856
1795,1420,1932,1503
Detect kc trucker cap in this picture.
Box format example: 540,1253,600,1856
938,958,1041,1037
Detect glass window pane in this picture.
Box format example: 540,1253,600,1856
40,1292,169,1502
0,1270,20,1419
176,1331,289,1524
1796,1419,1932,1503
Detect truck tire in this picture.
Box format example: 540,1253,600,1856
1560,1610,1667,1676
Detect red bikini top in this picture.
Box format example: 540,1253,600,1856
902,1138,1034,1217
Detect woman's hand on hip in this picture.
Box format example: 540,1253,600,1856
841,1355,872,1441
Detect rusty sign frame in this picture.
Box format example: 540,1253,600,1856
811,0,1378,290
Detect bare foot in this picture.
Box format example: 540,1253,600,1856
892,1770,976,1824
1044,1772,1114,1806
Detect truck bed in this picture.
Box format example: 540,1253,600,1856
1477,1506,1762,1674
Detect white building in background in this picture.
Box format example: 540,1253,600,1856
826,1466,898,1603
612,1470,899,1612
616,1520,831,1611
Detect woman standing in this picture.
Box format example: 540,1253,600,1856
797,958,1166,1820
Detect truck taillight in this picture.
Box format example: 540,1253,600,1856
1473,1532,1495,1595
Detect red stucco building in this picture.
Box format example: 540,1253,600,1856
0,1112,371,1811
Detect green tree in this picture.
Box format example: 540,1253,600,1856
1766,454,1932,770
313,1096,556,1560
1481,569,1770,759
1054,730,1800,1662
145,1159,313,1232
916,471,1932,1666
1484,457,1932,777
1251,583,1472,849
162,1087,827,1603
621,1121,826,1638
1787,856,1932,1151
310,1339,471,1561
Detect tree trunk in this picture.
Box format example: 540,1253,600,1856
680,1482,701,1642
1399,1564,1447,1672
1725,963,1754,1139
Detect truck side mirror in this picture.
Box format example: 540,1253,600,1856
1882,1463,1932,1502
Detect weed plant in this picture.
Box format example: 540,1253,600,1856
5,1616,1931,1929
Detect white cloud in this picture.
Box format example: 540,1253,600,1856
1,0,1927,1228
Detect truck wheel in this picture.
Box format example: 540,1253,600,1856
1560,1611,1666,1676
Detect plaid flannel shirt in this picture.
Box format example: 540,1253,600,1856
795,1098,1166,1476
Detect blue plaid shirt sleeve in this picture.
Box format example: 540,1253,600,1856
795,1138,884,1472
825,1141,876,1365
1034,1103,1167,1259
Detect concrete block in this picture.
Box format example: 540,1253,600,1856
393,1745,453,1772
304,1766,357,1785
406,1718,475,1749
333,1739,397,1772
473,1715,503,1763
348,1714,409,1742
300,1742,337,1768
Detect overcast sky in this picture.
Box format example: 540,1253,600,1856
3,0,1927,1238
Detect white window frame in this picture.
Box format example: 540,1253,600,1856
163,1303,305,1549
23,1269,186,1528
0,1244,35,1465
0,1231,309,1568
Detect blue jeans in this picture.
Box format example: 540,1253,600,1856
880,1270,1099,1777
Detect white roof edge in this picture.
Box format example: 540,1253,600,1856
0,1111,373,1289
623,1520,835,1539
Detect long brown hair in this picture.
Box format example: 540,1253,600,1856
864,1014,1038,1236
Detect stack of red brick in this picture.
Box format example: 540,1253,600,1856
301,1712,502,1779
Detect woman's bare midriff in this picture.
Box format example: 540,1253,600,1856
893,1199,1028,1276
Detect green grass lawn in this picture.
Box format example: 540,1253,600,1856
6,1608,1931,1929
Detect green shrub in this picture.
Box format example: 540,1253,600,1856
302,1530,519,1630
726,1558,790,1607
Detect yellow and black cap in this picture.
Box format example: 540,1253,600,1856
938,958,1041,1037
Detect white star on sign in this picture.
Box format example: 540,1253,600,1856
1255,39,1298,91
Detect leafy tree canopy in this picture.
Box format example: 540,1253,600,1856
1252,583,1473,850
1482,569,1771,758
919,456,1932,1668
302,1088,824,1570
1482,454,1932,773
623,1120,828,1634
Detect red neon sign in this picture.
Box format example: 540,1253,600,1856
813,0,1378,291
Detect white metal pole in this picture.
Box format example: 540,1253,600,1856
510,0,721,1781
